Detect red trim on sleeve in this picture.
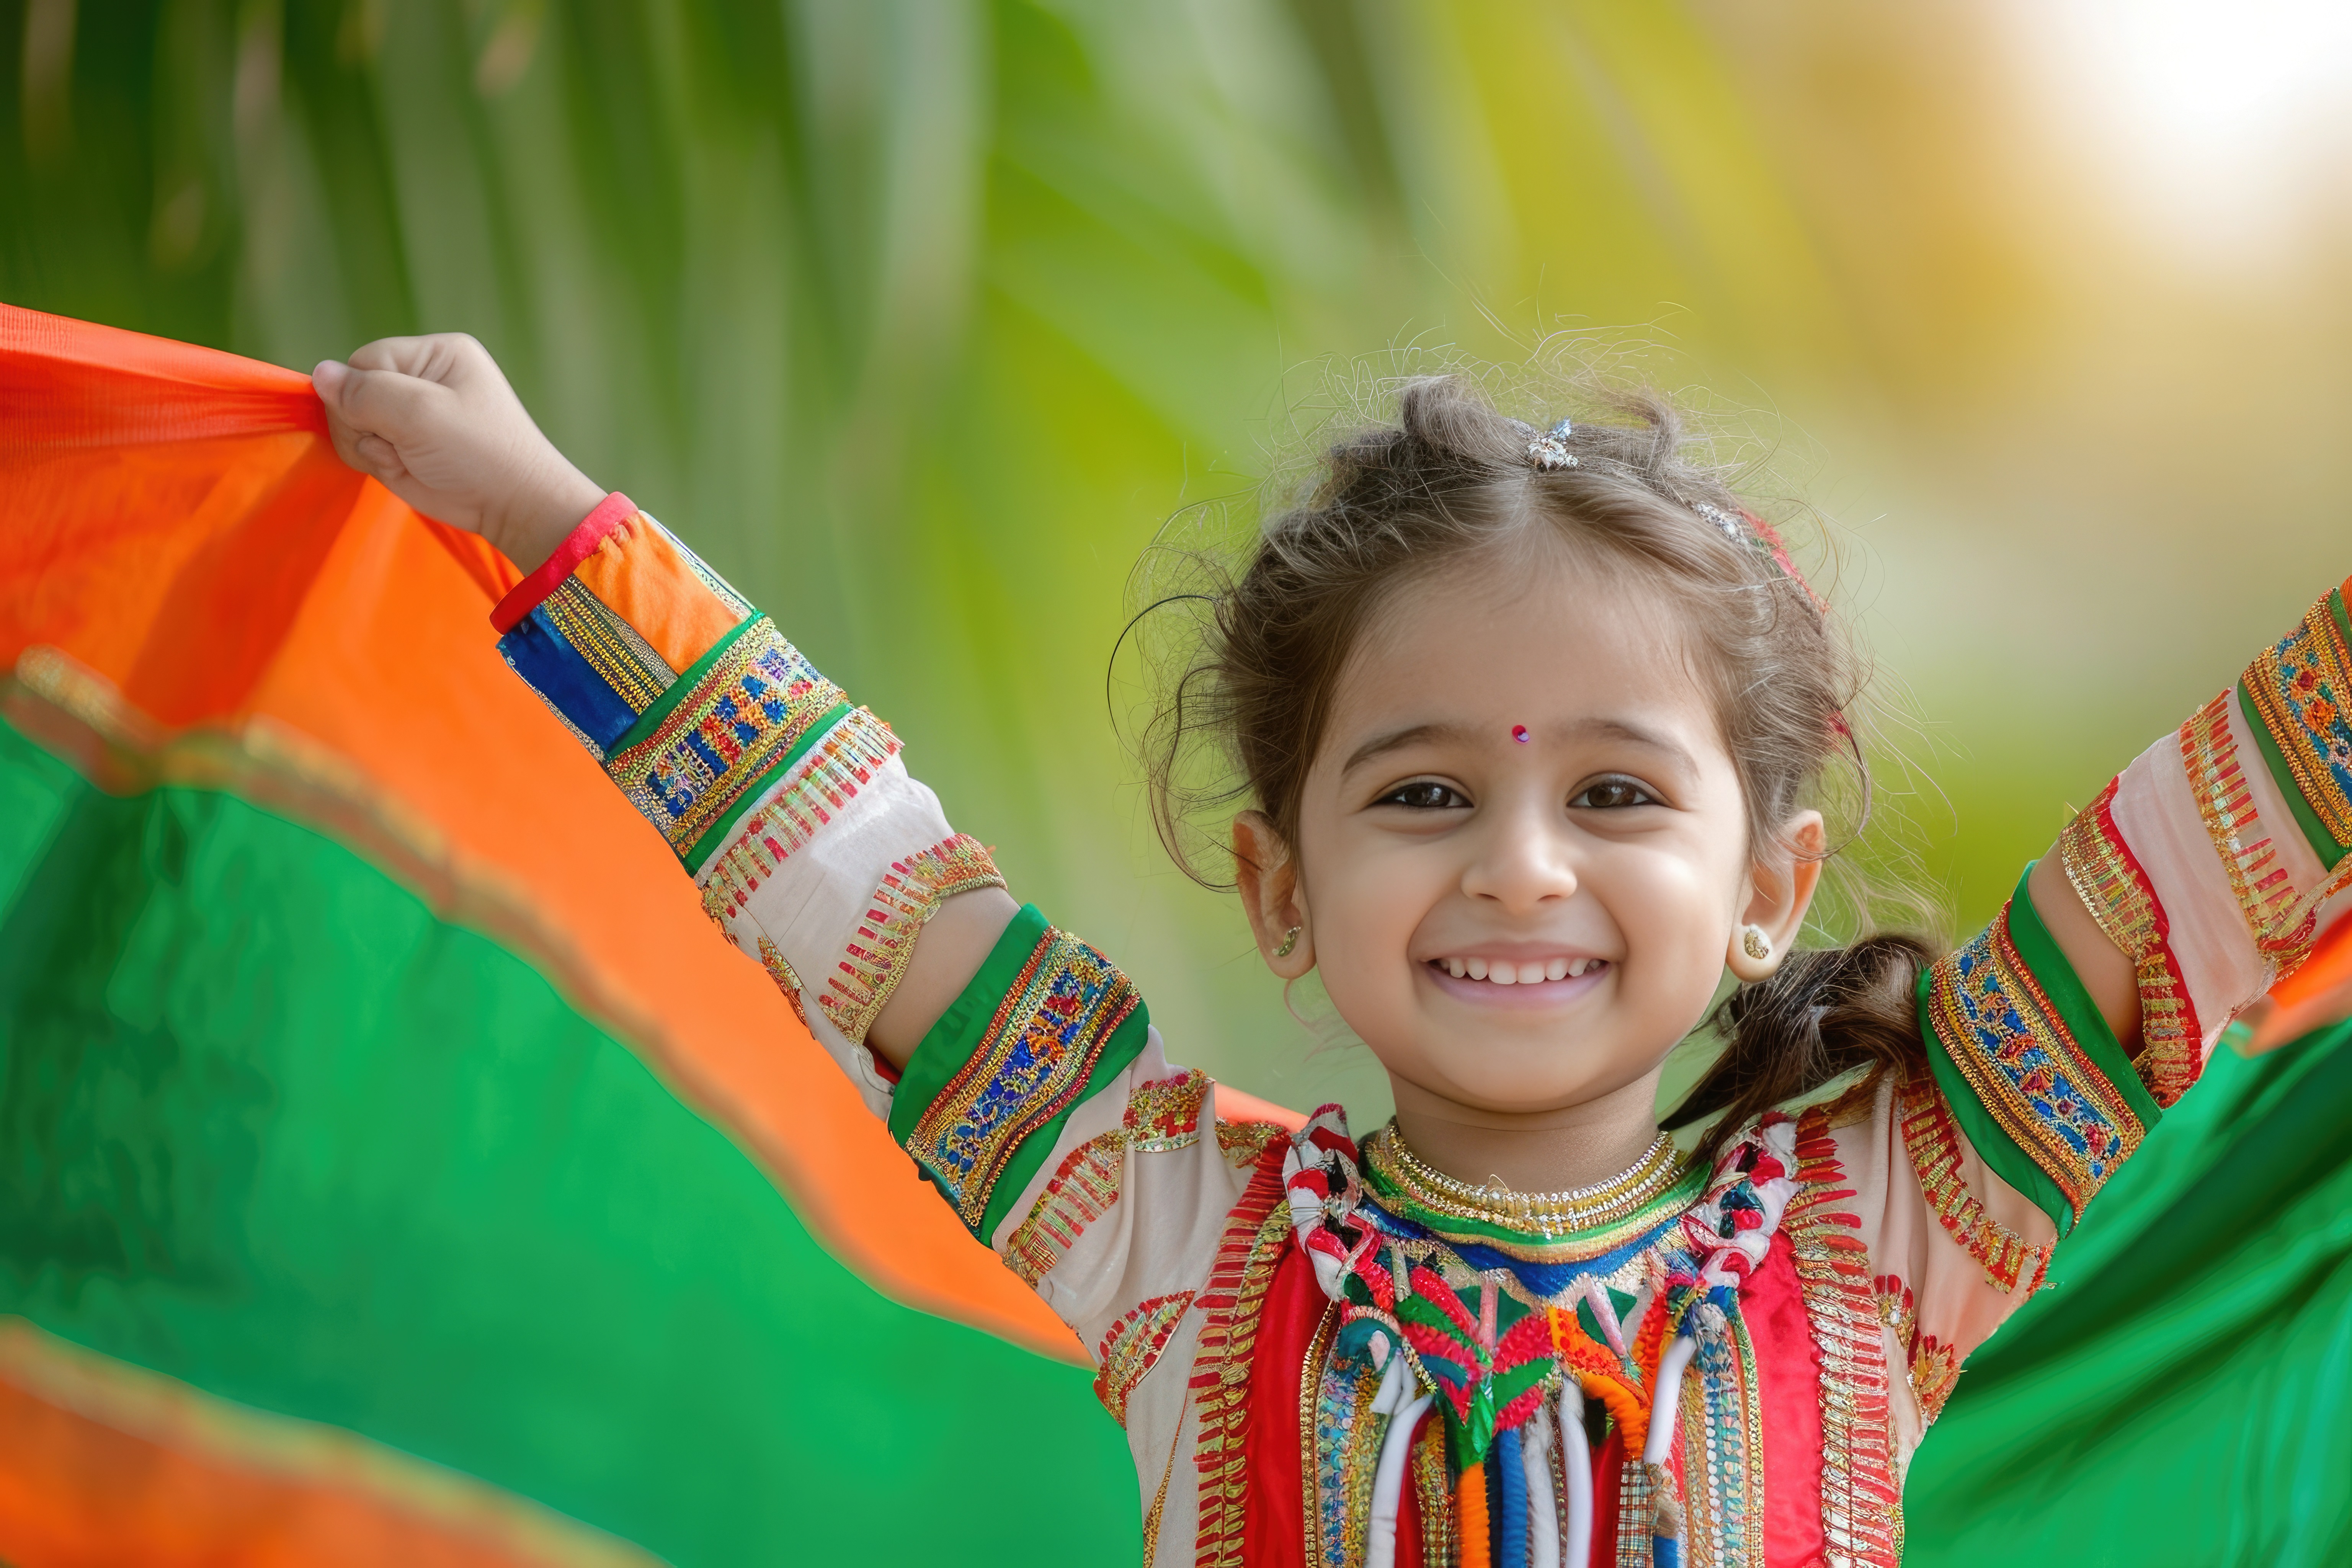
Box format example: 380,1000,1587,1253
488,492,638,632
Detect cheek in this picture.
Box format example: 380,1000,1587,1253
1602,841,1741,969
1297,823,1446,986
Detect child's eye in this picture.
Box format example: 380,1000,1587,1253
1376,780,1469,810
1571,776,1657,810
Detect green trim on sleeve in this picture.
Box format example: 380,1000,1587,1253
886,904,1153,1243
889,904,1053,1151
676,701,853,873
1918,962,2078,1238
2011,862,2165,1136
2238,674,2349,872
974,1009,1148,1244
606,611,760,755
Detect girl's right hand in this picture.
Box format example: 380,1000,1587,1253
313,334,605,572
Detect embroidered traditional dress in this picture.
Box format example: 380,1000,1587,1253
491,492,2352,1567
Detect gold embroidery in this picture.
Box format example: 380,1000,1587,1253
755,935,807,1028
1189,1142,1294,1568
1001,1130,1124,1286
905,927,1140,1230
1000,1071,1210,1284
696,707,900,918
1095,1292,1195,1427
1898,1071,2051,1294
1873,1274,1962,1428
606,620,849,854
2180,691,2315,975
2060,779,2204,1106
1923,915,2143,1218
1787,1109,1903,1568
819,834,1004,1045
2244,595,2352,844
1215,1117,1286,1169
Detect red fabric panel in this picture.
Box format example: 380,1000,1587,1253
1750,1231,1828,1568
1586,1428,1624,1568
1241,1246,1325,1567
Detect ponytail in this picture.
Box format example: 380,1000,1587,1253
1665,934,1935,1160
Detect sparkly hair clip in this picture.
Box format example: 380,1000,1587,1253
1695,499,1829,615
1526,418,1576,472
1692,501,1745,545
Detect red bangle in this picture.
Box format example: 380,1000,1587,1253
489,492,637,632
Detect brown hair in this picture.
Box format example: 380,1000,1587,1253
1132,373,1931,1152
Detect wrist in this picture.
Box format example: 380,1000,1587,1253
488,461,608,573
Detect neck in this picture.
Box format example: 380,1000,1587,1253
1386,1068,1666,1194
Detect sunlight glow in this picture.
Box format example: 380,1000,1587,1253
2008,0,2352,263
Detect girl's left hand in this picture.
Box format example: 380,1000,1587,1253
312,333,604,571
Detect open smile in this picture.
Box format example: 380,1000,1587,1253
1421,955,1611,1006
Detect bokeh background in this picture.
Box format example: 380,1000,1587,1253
8,1,2352,1562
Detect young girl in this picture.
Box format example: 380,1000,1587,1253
312,334,2344,1568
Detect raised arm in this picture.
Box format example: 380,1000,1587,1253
314,340,1282,1512
1903,585,2352,1279
310,335,1014,1068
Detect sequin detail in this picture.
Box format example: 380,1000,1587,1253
1787,1109,1902,1568
1924,913,2144,1219
1096,1292,1196,1427
1898,1071,2051,1294
2058,779,2205,1106
2179,691,2316,977
1189,1140,1294,1568
695,708,902,919
1873,1276,1962,1427
819,835,1004,1045
2243,591,2352,846
605,619,846,855
537,575,676,711
905,927,1142,1229
1001,1071,1210,1284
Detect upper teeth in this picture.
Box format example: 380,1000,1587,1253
1439,957,1598,984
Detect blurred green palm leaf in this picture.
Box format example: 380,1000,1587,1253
3,0,1854,1116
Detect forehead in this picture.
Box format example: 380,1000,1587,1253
1326,550,1720,750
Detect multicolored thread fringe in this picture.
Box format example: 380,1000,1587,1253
1785,1109,1903,1568
1898,1073,2051,1294
2058,780,2204,1106
696,707,902,920
818,834,1004,1045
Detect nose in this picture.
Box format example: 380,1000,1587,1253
1459,797,1579,914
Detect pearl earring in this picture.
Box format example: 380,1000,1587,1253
1741,925,1772,962
1273,925,1302,959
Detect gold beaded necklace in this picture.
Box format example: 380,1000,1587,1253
1366,1122,1689,1239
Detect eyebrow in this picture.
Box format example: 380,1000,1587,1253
1341,721,1474,775
1338,714,1700,777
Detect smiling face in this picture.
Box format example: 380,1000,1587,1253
1235,538,1824,1179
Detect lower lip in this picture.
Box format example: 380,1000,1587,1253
1422,960,1610,1008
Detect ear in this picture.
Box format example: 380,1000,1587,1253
1727,810,1826,982
1232,811,1315,979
